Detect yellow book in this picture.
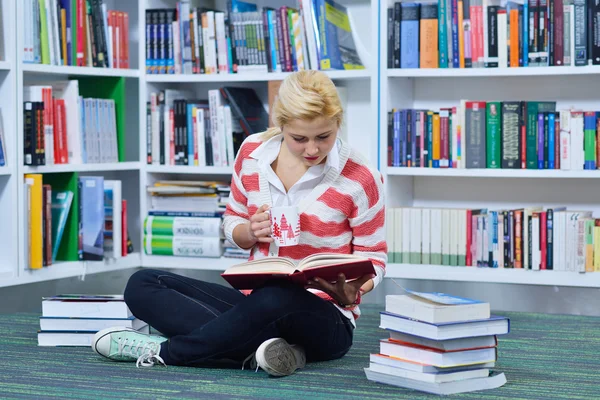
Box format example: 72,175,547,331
433,113,441,166
594,225,600,272
25,174,43,270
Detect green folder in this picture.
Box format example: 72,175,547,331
43,173,79,261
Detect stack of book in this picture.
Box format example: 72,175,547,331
365,289,509,395
38,295,148,347
144,180,230,258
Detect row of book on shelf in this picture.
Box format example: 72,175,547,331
365,289,508,395
143,180,250,260
146,0,364,75
24,175,133,270
387,0,596,69
23,0,130,68
388,101,600,170
23,80,122,166
146,87,268,167
386,206,600,272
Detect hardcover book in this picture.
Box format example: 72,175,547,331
221,253,375,290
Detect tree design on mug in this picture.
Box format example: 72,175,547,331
280,214,289,242
272,217,281,239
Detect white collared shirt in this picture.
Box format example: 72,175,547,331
254,134,340,207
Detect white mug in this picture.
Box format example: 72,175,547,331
269,206,300,247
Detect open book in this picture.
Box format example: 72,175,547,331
221,253,376,290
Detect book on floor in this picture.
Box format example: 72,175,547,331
385,290,491,324
38,325,150,347
42,294,132,319
39,315,147,332
221,253,375,289
379,312,510,341
364,369,507,396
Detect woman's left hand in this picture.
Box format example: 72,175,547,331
305,274,372,307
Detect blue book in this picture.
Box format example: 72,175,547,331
400,3,420,68
78,177,105,261
51,191,74,262
317,0,365,70
548,112,555,169
380,311,510,341
393,110,400,167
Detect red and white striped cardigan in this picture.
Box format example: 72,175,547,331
223,134,387,323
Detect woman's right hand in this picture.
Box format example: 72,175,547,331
247,204,274,244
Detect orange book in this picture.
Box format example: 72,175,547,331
420,4,439,68
458,1,465,68
25,174,43,270
510,9,519,67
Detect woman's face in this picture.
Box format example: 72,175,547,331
281,117,338,167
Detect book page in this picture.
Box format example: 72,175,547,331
298,253,367,270
222,257,296,275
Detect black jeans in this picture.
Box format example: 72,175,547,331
123,269,354,368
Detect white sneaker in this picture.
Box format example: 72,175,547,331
253,338,306,377
92,327,168,368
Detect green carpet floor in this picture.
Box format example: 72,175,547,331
1,305,599,399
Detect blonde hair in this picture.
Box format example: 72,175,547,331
261,70,344,140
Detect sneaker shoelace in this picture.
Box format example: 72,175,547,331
116,337,167,368
241,352,259,372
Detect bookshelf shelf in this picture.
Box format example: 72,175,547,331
142,255,239,271
387,66,600,79
145,165,233,175
386,168,600,179
145,69,372,83
21,64,140,78
22,162,142,174
0,253,142,289
0,61,11,71
0,167,12,176
386,263,600,288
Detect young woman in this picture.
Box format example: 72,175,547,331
91,70,387,377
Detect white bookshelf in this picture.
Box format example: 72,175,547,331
146,69,371,83
23,162,143,174
0,0,17,280
145,165,233,175
4,0,597,292
386,168,600,179
22,64,141,78
385,264,600,288
379,0,600,288
139,0,379,268
387,65,600,78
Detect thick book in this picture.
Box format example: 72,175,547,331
385,291,490,324
364,368,506,396
379,339,497,368
39,315,147,332
221,253,375,290
369,362,489,383
380,312,510,341
38,325,150,347
369,354,496,374
42,294,132,318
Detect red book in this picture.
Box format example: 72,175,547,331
221,254,375,290
466,209,473,266
540,211,547,269
121,200,127,256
